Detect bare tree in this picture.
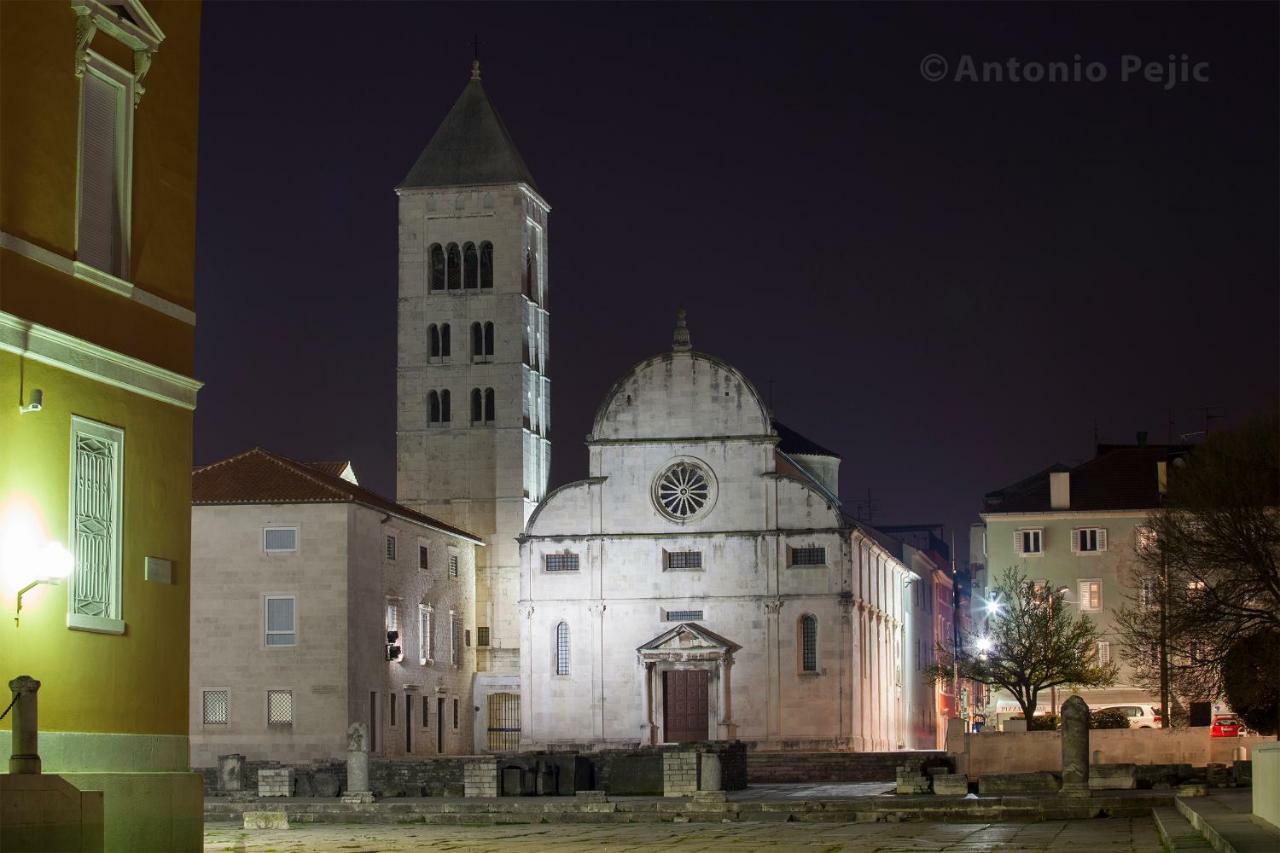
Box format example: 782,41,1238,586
929,567,1119,723
1116,412,1280,727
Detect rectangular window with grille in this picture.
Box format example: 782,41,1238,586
801,615,818,672
1096,640,1112,664
68,417,124,633
264,595,296,646
664,551,703,570
1138,578,1157,610
448,552,459,578
419,605,432,663
267,690,293,726
477,627,490,647
544,553,579,572
385,535,397,560
451,613,462,667
263,527,297,553
418,544,429,571
203,690,229,725
791,546,826,566
663,610,704,622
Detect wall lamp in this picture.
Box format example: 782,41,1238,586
2,507,73,627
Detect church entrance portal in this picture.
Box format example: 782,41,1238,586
663,670,709,742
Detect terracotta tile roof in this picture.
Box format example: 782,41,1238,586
772,419,841,459
984,445,1193,514
192,447,483,544
304,460,355,480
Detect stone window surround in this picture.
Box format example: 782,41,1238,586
798,613,820,675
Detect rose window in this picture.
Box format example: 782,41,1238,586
654,462,712,520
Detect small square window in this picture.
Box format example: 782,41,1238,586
267,690,293,726
385,535,397,561
264,527,297,553
477,626,490,647
544,553,579,573
203,690,228,725
791,546,826,566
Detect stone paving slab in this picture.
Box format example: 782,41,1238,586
205,817,1166,851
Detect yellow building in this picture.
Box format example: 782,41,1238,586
1,0,203,849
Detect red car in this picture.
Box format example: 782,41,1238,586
1211,716,1242,737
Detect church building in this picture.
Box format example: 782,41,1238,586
518,314,929,751
395,61,549,749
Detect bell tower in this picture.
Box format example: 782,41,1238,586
395,61,550,733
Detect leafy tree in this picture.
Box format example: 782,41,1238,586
928,567,1118,723
1116,413,1280,729
1221,631,1279,735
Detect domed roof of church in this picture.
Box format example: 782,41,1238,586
589,310,772,442
399,62,540,193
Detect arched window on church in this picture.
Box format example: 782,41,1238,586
480,242,494,288
439,389,451,423
429,244,445,291
523,249,533,299
800,615,818,673
470,388,482,424
555,621,570,676
483,322,494,356
471,322,483,359
440,323,451,358
484,388,495,423
428,324,440,359
427,391,440,424
446,243,461,290
463,242,478,289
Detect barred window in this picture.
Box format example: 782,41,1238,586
800,615,818,672
555,621,570,675
385,535,397,560
203,690,229,725
267,690,293,726
477,626,490,647
544,553,579,573
448,552,459,578
664,610,703,622
791,546,826,566
664,550,702,570
451,613,462,667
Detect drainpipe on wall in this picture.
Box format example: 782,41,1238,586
7,675,42,774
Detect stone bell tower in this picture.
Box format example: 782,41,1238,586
395,61,550,734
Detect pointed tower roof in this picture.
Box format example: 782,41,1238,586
399,61,540,193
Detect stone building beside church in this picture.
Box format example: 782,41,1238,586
517,314,932,751
395,61,549,747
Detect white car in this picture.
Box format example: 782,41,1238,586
1095,704,1161,728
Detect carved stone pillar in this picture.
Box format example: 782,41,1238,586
765,598,783,741
716,653,737,740
8,675,41,774
640,660,657,746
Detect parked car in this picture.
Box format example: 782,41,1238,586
1094,704,1162,728
1211,716,1242,737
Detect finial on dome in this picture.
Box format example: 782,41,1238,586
672,307,691,352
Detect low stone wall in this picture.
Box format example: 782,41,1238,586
747,751,947,784
198,757,466,798
948,728,1276,779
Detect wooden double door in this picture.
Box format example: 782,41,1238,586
663,669,709,743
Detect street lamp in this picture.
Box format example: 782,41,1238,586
1,504,74,627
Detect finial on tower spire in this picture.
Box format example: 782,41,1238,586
471,36,481,80
672,307,691,352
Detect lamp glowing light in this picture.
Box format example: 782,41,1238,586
1,501,74,626
975,636,995,654
984,596,1003,615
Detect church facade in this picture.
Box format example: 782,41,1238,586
517,315,931,751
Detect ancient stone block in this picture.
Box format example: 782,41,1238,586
256,768,294,798
933,774,969,796
218,754,246,792
1088,764,1136,790
977,772,1059,795
1060,696,1090,796
243,811,289,830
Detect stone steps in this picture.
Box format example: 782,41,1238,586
1173,792,1280,853
1153,807,1213,851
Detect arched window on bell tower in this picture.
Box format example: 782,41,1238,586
440,323,451,358
470,388,482,424
429,244,445,291
439,389,451,423
480,242,493,288
429,324,440,359
484,322,494,356
484,388,495,423
427,391,440,424
463,242,478,289
447,243,461,290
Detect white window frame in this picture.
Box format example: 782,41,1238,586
1015,528,1043,556
264,594,297,648
1072,527,1107,554
1078,579,1103,611
419,604,433,664
67,416,125,634
202,688,229,726
1096,640,1112,664
385,599,400,634
75,50,135,280
263,526,298,554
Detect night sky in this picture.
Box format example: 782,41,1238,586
193,3,1279,559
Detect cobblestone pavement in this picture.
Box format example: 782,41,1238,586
205,816,1164,851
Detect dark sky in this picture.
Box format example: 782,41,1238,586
194,2,1279,560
